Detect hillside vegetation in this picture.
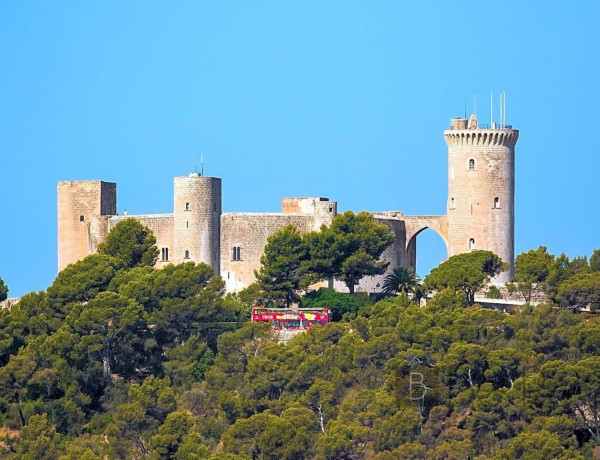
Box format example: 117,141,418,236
0,221,599,459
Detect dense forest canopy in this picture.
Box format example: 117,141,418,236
0,219,599,459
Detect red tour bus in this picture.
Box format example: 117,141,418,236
251,307,330,330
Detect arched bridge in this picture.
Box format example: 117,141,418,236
403,215,448,252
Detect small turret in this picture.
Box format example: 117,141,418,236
173,174,222,273
468,113,479,129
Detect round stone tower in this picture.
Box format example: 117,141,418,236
444,115,519,282
173,174,222,273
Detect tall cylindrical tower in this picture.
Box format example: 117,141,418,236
445,115,519,282
173,174,222,273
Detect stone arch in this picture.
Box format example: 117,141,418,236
403,216,449,273
404,216,448,250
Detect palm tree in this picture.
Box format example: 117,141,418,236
382,267,422,297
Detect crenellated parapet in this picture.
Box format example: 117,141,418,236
444,129,519,148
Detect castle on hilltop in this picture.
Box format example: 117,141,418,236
57,114,519,292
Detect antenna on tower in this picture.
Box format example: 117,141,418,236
473,92,477,116
490,92,493,128
503,92,507,127
464,99,467,118
499,93,503,129
201,153,204,177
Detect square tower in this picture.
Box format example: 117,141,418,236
57,181,117,271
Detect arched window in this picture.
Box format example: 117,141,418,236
493,197,500,208
469,159,475,170
185,202,190,211
184,250,190,259
469,238,475,250
450,197,455,209
232,246,242,261
161,248,169,261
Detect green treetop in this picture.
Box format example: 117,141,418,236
589,248,600,271
98,218,159,269
424,250,505,305
0,276,7,302
48,254,124,310
556,271,600,311
509,246,556,301
382,267,422,298
255,224,309,308
307,211,395,294
546,253,590,298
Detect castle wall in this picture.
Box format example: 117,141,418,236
312,200,338,231
109,214,174,268
281,197,338,230
220,213,315,292
88,216,111,255
57,181,116,271
281,197,318,214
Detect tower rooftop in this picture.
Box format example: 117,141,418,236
449,115,515,130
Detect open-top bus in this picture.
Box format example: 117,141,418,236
251,307,330,330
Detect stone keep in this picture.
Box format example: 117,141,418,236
445,115,519,282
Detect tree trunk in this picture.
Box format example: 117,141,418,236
347,275,355,294
103,339,112,385
310,402,326,433
505,368,514,387
103,355,111,383
15,393,25,427
317,404,326,433
465,288,475,305
592,394,600,444
136,436,148,455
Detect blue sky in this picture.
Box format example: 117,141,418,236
1,1,598,297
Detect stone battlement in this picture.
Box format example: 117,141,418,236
444,129,519,147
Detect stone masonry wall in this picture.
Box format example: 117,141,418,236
88,216,111,255
109,214,174,268
57,181,116,271
281,197,337,230
220,213,314,292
